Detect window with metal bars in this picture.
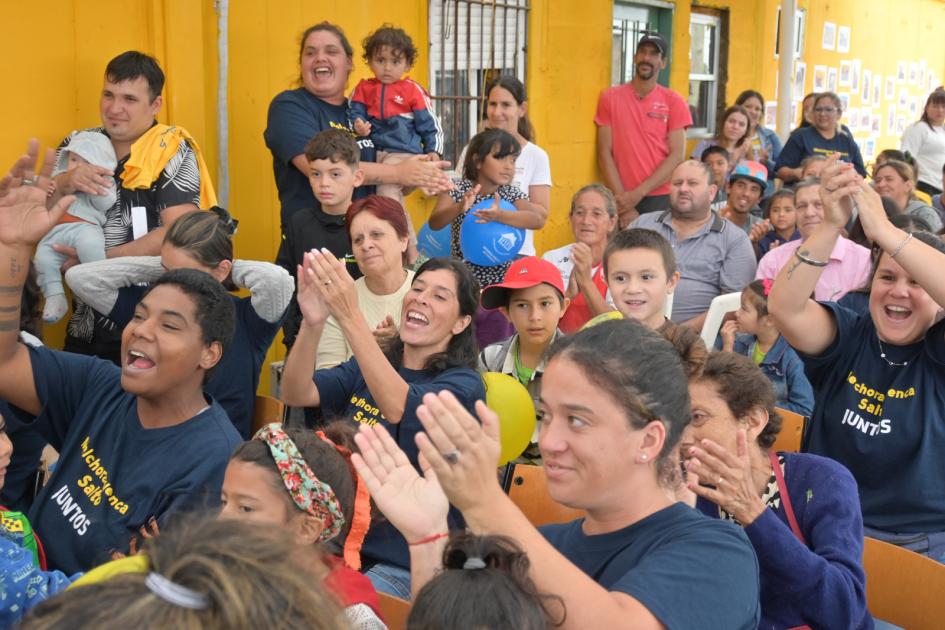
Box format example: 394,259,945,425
428,0,529,166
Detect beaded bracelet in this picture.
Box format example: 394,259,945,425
889,232,914,259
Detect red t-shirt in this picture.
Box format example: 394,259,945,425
323,555,382,617
595,83,692,196
559,265,608,333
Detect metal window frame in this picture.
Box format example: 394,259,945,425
428,0,530,166
688,12,722,138
611,1,674,87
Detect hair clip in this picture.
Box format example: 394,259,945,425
145,572,209,610
462,557,487,570
209,206,239,236
762,278,774,297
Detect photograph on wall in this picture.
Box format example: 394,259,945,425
837,25,851,54
886,76,895,100
896,116,906,135
839,61,852,87
899,88,909,108
838,92,851,114
864,138,876,160
909,62,918,85
909,97,918,119
847,107,858,132
851,59,861,93
822,21,836,51
919,59,927,86
794,61,807,101
871,115,881,135
859,109,871,131
828,67,838,92
861,69,871,103
872,76,881,107
765,101,778,127
813,65,827,91
897,62,907,83
887,105,896,135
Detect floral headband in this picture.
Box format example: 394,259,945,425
254,424,345,544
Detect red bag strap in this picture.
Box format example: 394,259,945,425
769,450,806,546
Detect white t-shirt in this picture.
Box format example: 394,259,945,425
900,121,945,189
457,140,552,256
541,243,613,304
315,269,415,369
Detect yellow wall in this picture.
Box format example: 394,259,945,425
5,0,944,395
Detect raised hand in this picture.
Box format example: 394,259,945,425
351,423,449,543
373,314,398,344
461,184,482,213
306,248,360,324
397,155,454,193
819,154,861,230
748,219,772,244
472,194,502,224
719,319,738,352
414,391,505,513
353,119,372,138
0,140,74,247
296,253,330,326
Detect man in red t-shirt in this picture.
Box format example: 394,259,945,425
596,32,692,227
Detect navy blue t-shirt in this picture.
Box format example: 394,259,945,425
264,88,375,227
315,360,485,569
109,287,279,439
8,346,241,574
775,127,867,177
540,502,760,629
802,302,945,533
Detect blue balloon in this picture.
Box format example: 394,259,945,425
417,222,452,258
460,198,525,266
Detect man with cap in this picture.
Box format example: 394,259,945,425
596,31,692,227
720,160,769,241
631,160,756,330
478,257,569,463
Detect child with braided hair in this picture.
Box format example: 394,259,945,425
220,422,385,630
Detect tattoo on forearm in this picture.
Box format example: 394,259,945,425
9,257,21,278
0,285,23,295
785,258,802,280
0,304,18,313
0,319,19,332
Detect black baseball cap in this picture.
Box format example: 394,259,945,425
637,31,668,56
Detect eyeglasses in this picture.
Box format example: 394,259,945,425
813,106,838,114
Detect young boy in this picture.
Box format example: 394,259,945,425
479,257,569,463
349,25,443,206
700,145,730,212
600,228,706,376
276,128,364,350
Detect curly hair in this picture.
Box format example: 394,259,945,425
362,24,417,66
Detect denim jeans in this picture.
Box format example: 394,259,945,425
364,562,412,600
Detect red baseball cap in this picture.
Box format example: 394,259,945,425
480,257,566,310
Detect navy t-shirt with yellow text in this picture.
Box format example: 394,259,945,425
775,126,867,177
8,346,241,574
801,302,945,533
314,360,485,569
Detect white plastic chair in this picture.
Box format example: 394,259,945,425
700,291,741,349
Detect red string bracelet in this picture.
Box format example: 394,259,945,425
409,532,449,546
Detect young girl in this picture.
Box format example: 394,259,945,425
220,422,385,630
597,228,707,376
689,105,752,168
719,280,814,416
757,189,800,258
65,209,293,438
430,128,546,346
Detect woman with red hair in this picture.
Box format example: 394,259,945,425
316,195,414,369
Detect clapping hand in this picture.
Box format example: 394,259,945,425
373,314,398,344
819,154,861,230
296,252,331,327
306,248,361,324
472,194,503,224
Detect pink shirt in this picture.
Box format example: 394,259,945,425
595,83,692,196
755,236,872,301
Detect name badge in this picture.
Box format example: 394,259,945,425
131,206,148,240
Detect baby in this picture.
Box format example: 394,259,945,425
35,132,117,322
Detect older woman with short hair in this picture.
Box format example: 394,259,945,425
684,351,872,629
316,195,416,369
541,184,618,332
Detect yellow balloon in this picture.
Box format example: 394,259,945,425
482,372,536,466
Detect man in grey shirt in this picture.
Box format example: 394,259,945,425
630,160,756,329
